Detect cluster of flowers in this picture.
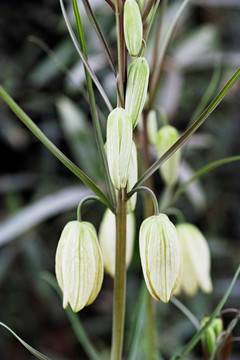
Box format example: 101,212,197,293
55,0,212,313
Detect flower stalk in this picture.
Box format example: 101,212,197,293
111,189,127,360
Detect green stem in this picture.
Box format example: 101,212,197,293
127,186,159,215
111,189,127,360
0,86,113,211
77,196,103,222
72,0,116,210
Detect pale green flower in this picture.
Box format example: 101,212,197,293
125,57,150,128
124,0,143,57
55,221,104,312
147,110,158,145
99,209,135,277
156,125,181,186
106,107,132,190
175,223,213,296
139,214,181,303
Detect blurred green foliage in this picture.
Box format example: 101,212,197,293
0,0,240,359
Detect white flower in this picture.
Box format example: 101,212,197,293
175,223,213,296
156,125,181,186
106,107,132,190
55,221,104,312
139,214,181,302
99,209,135,277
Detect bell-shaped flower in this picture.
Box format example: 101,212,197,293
147,110,158,145
125,57,150,128
156,125,181,186
127,141,138,213
106,107,132,190
99,209,135,277
174,223,213,296
55,221,104,312
139,214,181,303
124,0,143,57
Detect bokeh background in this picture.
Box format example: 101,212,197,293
0,0,240,359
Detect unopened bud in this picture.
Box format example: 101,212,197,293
139,214,181,303
125,57,150,128
201,317,218,355
175,223,212,296
99,209,135,277
55,221,104,312
127,141,138,213
124,0,143,57
212,318,223,337
106,107,132,190
156,125,180,186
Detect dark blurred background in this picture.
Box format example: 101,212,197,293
0,0,240,359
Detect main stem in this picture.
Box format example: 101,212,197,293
111,189,127,360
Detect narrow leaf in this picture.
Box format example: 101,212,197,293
0,322,52,360
0,86,113,210
59,0,113,112
172,155,240,205
72,0,116,209
41,272,99,360
132,68,240,190
171,265,240,359
81,0,116,74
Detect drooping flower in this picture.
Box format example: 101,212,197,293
174,223,213,296
139,214,181,303
124,0,143,57
125,57,150,128
106,107,132,190
99,209,135,277
55,221,104,312
156,125,181,186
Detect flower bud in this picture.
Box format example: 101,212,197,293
125,57,150,129
99,209,135,277
55,221,104,312
124,0,143,57
201,317,219,355
139,214,181,303
147,110,158,144
127,141,138,213
175,223,212,296
212,318,223,337
106,107,132,190
156,125,181,186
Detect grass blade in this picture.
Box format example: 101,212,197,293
59,0,113,112
131,68,240,190
0,322,51,360
41,272,99,360
72,0,116,209
0,86,113,211
81,0,116,74
171,265,240,359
